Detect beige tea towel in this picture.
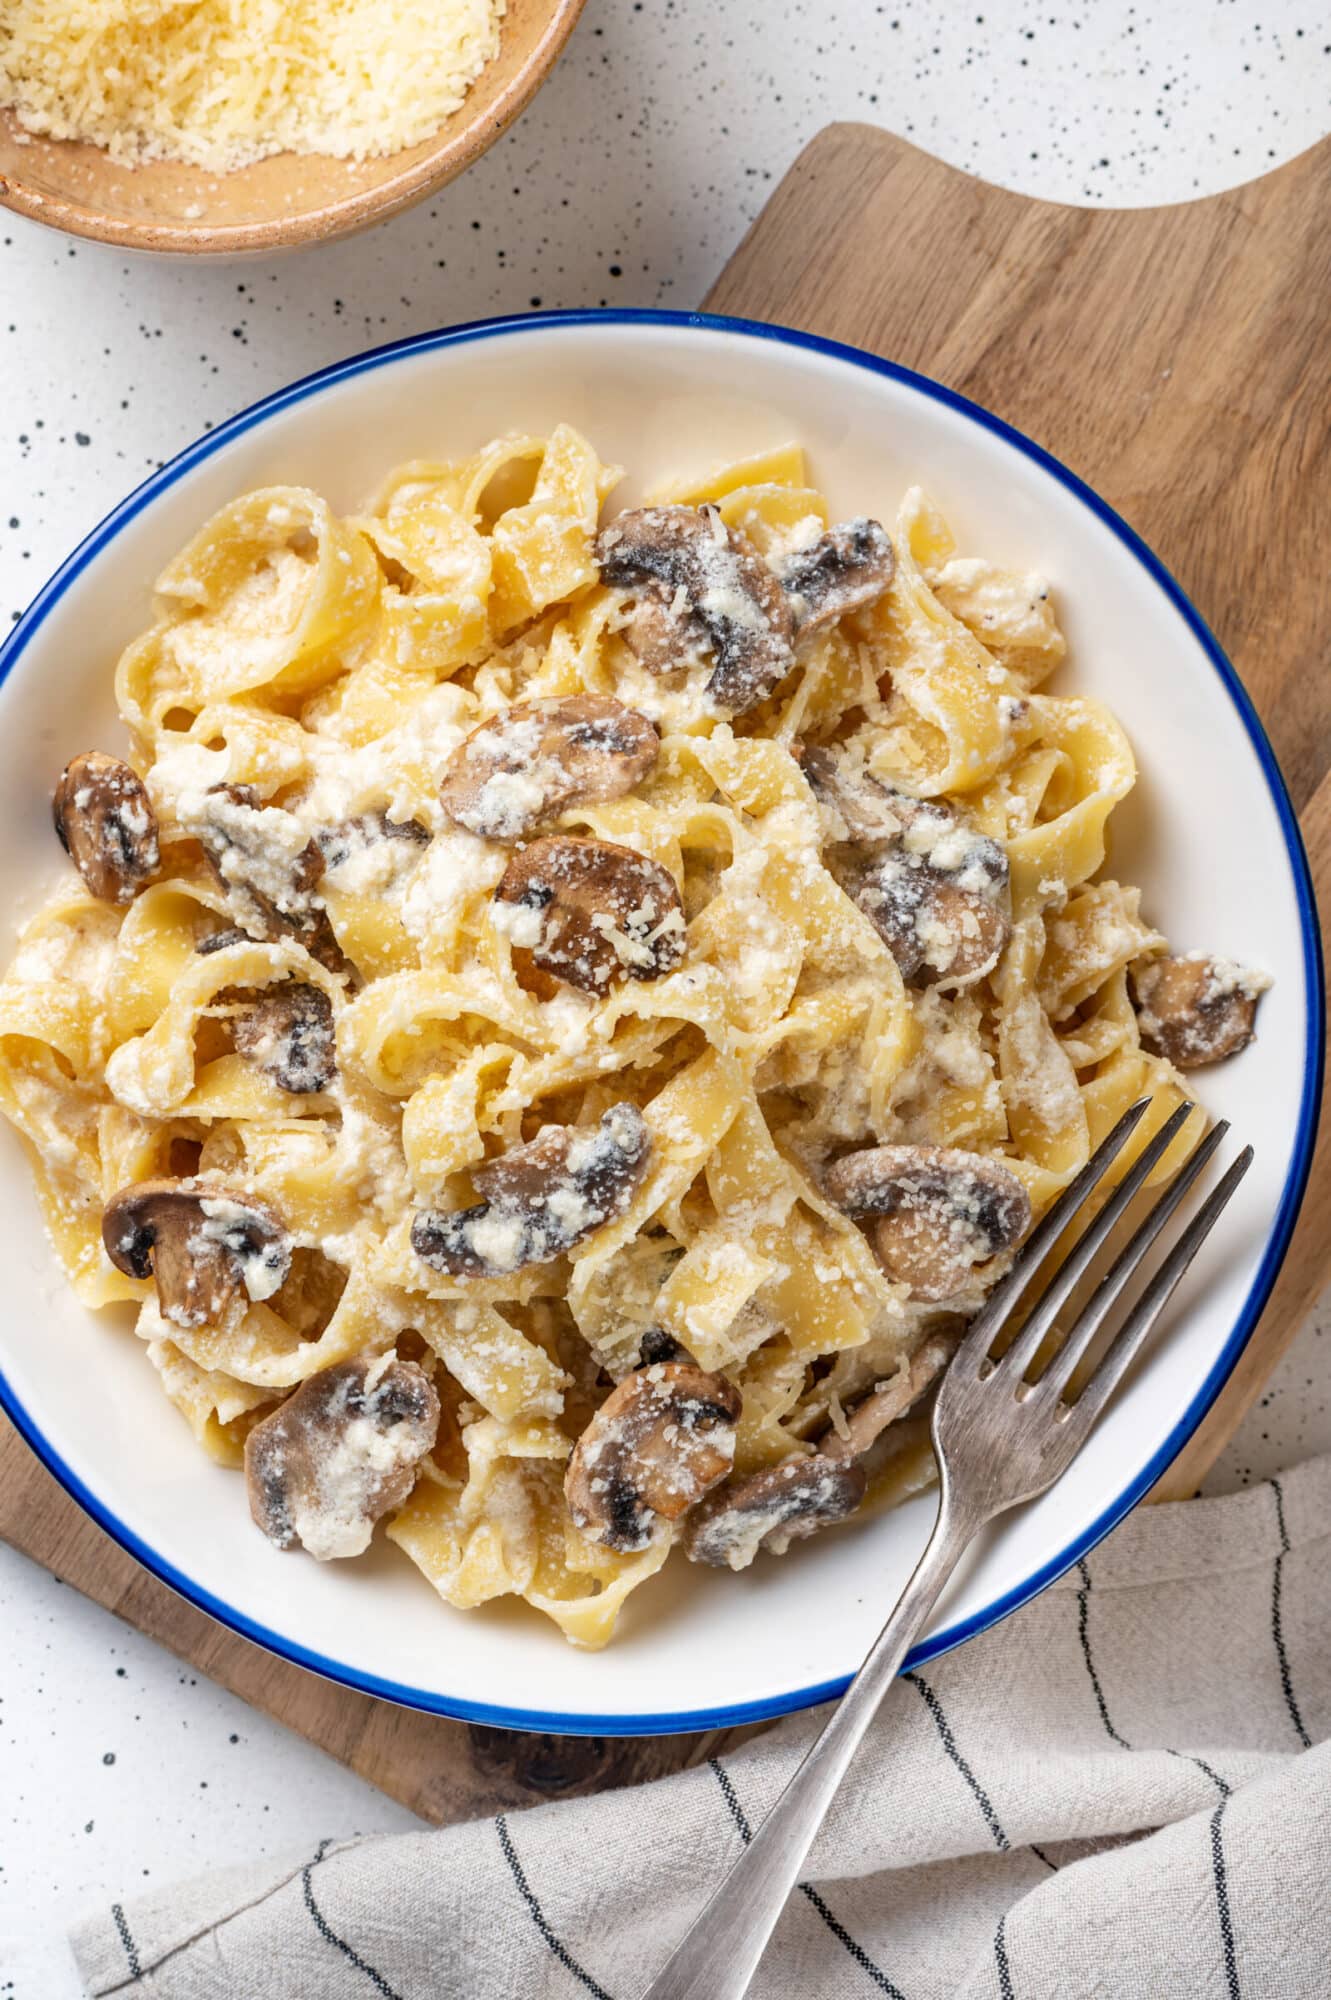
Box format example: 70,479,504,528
72,1453,1331,1999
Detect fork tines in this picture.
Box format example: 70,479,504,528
952,1098,1252,1431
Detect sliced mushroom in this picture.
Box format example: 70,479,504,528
777,518,895,637
438,696,660,841
824,1144,1030,1302
190,784,345,973
102,1179,291,1328
855,851,1011,986
565,1361,742,1552
53,752,159,905
821,1335,954,1463
245,1353,440,1559
195,925,248,956
317,810,429,892
619,581,712,676
683,1454,867,1569
1132,954,1268,1069
493,835,686,997
800,745,1010,986
230,982,336,1095
596,504,796,714
268,1245,348,1340
638,1326,690,1367
799,743,912,841
411,1102,652,1279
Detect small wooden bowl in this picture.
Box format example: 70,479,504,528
0,0,585,255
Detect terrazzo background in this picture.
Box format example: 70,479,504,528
1,0,1328,1990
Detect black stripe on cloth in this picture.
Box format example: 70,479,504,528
301,1841,403,2000
902,1673,1010,1849
708,1755,753,1841
1165,1749,1241,1993
110,1902,141,1982
495,1813,614,2000
800,1882,909,2000
1209,1799,1241,2000
1175,1751,1231,1801
1075,1559,1131,1749
707,1757,907,1999
994,1913,1015,2000
1271,1479,1312,1748
1073,1565,1245,1996
1079,1563,1240,1803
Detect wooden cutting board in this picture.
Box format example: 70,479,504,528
1,123,1327,1821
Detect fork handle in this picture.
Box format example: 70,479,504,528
639,1481,986,2000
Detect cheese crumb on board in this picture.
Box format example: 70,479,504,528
0,0,507,171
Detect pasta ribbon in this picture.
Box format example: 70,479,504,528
0,427,1217,1647
154,487,379,700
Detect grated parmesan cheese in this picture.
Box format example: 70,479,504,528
0,0,507,171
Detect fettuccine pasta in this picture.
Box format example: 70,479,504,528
0,427,1269,1647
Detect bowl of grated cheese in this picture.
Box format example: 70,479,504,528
0,0,586,254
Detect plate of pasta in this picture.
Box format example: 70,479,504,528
0,312,1317,1733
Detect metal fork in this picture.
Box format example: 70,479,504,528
640,1097,1252,2000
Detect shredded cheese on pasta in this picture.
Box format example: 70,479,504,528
0,428,1204,1647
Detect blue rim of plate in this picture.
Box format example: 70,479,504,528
0,308,1322,1737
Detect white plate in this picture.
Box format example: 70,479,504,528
0,313,1319,1735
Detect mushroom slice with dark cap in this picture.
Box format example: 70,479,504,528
799,745,1010,987
851,843,1011,987
1131,954,1268,1070
595,504,796,714
777,518,896,638
493,835,686,998
438,696,660,841
245,1354,440,1560
102,1179,291,1328
411,1102,652,1279
190,783,346,973
565,1361,742,1552
53,752,160,905
195,925,248,956
230,982,336,1095
684,1334,954,1571
617,582,712,677
821,1335,954,1464
637,1325,690,1367
800,744,916,843
683,1455,867,1570
316,810,429,892
824,1144,1030,1302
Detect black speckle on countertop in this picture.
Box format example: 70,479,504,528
2,1546,418,1993
1204,1288,1331,1496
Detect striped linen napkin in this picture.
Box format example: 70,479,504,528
71,1453,1331,2000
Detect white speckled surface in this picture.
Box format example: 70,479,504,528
0,1,1327,1991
